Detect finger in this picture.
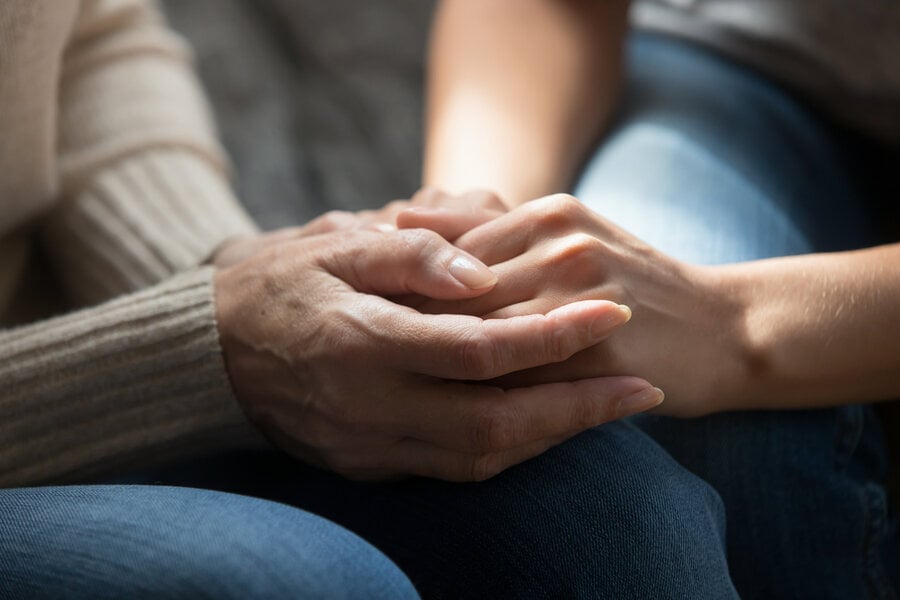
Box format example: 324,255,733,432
451,189,509,212
454,194,592,265
490,343,624,390
376,374,656,454
416,232,612,317
367,297,632,379
397,206,505,241
325,228,500,298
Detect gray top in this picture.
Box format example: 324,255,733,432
633,0,900,141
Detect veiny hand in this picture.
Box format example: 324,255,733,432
215,187,509,269
214,226,662,482
406,194,751,417
211,210,380,269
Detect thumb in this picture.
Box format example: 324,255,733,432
324,228,499,300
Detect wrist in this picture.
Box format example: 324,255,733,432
691,263,766,414
212,263,259,411
210,234,257,269
701,262,778,412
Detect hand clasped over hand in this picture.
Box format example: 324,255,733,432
401,194,750,418
214,225,663,482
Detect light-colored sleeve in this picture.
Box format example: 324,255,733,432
0,0,270,488
0,267,265,488
43,0,258,306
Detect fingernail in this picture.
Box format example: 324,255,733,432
617,387,664,416
589,305,632,338
373,223,397,232
448,255,497,289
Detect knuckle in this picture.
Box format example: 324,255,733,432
467,453,503,482
567,384,613,429
548,193,584,217
471,404,514,452
556,232,604,259
533,194,586,229
551,234,607,275
320,210,352,228
466,189,505,210
569,394,600,430
399,227,444,255
545,322,576,363
458,329,500,380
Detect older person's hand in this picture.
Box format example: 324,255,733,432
214,225,662,482
212,188,508,269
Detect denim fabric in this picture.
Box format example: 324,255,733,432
0,485,419,599
576,33,899,599
97,423,740,599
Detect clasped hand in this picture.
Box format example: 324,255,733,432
212,193,664,483
402,194,752,418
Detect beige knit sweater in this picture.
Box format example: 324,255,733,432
0,0,264,487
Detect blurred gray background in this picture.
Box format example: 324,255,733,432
162,0,437,229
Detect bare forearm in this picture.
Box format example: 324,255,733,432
424,0,629,206
720,243,900,410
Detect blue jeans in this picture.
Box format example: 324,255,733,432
575,32,899,598
0,485,418,599
83,425,741,599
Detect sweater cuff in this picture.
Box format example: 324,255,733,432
0,267,266,487
44,148,259,304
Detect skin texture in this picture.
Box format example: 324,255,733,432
400,198,900,416
424,0,630,206
212,220,663,483
402,195,747,417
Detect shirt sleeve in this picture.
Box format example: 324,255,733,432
0,0,271,488
0,267,267,488
42,0,258,306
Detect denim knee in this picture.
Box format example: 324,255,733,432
295,422,739,599
477,422,737,599
0,485,418,600
634,407,898,599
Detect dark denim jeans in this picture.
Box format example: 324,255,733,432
88,424,742,599
576,32,899,598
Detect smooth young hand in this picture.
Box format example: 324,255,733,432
404,194,752,417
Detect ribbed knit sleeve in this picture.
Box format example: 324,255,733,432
0,267,265,488
0,1,272,487
43,0,258,305
44,148,258,305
